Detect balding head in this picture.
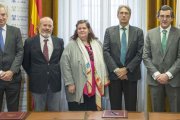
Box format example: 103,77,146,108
39,17,53,26
38,17,54,38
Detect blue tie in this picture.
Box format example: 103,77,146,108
120,28,127,65
0,27,4,52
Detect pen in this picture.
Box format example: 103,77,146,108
111,111,119,115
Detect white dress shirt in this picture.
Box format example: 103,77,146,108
1,24,7,44
40,35,53,60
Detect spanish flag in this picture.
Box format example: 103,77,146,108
29,0,42,37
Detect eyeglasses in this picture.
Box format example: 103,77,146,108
159,15,171,19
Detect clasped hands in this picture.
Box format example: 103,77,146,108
114,67,128,80
155,73,169,84
0,70,14,81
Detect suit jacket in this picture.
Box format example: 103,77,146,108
143,26,180,87
22,35,64,93
60,40,109,104
103,25,144,81
60,40,88,103
0,25,23,83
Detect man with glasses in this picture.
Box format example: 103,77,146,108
143,5,180,112
103,5,144,111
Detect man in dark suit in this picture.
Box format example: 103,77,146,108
103,5,144,111
143,5,180,112
23,17,64,111
0,4,24,111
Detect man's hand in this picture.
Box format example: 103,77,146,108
68,84,76,94
156,73,169,84
118,75,128,80
0,70,14,81
115,67,128,80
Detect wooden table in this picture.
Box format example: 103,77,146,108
149,112,180,120
26,111,145,120
86,111,144,120
25,111,180,120
26,112,85,120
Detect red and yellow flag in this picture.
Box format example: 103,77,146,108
29,0,42,37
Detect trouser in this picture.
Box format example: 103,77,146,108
150,84,180,112
68,94,97,111
0,82,21,111
109,80,137,111
31,86,61,112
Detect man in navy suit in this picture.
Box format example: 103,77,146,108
23,17,64,111
103,5,144,111
0,4,24,111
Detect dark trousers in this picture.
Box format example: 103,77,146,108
0,82,21,111
68,94,97,111
109,80,137,111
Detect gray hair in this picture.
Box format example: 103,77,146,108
117,5,131,15
0,4,8,15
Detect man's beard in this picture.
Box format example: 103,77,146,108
41,32,51,38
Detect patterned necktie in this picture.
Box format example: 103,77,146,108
0,27,4,52
120,27,127,65
43,39,49,62
161,29,167,53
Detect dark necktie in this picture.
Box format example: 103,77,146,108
120,27,127,65
161,29,167,53
43,39,49,62
0,27,4,52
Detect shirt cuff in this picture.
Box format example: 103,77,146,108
114,68,119,73
166,71,173,79
0,70,3,75
152,71,161,80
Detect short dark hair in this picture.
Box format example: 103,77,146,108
71,20,97,42
157,5,174,18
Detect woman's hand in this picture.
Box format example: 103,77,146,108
68,84,76,94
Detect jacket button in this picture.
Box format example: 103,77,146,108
47,72,49,74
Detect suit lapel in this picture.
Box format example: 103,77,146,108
113,26,120,50
35,35,46,60
155,27,164,56
4,25,10,51
127,26,134,49
49,36,57,61
164,27,175,56
126,26,137,57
